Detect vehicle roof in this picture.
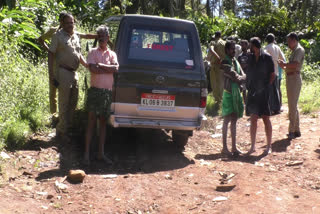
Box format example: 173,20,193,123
105,14,194,26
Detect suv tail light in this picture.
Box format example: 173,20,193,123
200,88,208,108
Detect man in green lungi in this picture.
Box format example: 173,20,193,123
220,40,246,157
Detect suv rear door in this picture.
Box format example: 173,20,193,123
112,15,205,129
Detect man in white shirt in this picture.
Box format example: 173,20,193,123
264,33,286,77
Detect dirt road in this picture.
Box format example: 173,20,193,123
0,105,320,213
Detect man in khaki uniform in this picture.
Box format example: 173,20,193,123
48,13,88,142
39,12,97,116
209,31,226,104
279,32,305,139
38,12,67,115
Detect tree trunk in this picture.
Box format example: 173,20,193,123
113,0,123,14
191,0,194,10
206,0,211,17
179,0,186,17
126,0,140,14
140,0,147,14
169,0,174,17
6,0,16,9
180,0,185,11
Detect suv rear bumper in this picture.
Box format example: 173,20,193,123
110,114,207,130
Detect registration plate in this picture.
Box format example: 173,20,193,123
141,93,175,107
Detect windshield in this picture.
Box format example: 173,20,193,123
127,26,194,69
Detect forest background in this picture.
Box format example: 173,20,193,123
0,0,320,150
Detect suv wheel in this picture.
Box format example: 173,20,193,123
172,130,190,150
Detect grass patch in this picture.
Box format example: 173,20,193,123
281,78,320,114
2,120,31,150
281,77,320,114
0,24,91,150
299,82,320,114
205,94,221,117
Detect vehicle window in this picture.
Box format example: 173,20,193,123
127,27,194,68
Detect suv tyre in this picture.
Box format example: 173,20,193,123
172,130,190,149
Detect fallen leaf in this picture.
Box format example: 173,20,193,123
55,180,68,193
189,206,198,210
165,174,173,180
216,184,236,192
47,195,54,200
199,159,212,166
22,171,33,176
36,191,48,196
0,151,10,159
101,174,118,179
41,205,48,210
255,162,265,167
213,196,228,202
211,134,222,138
256,190,263,195
286,161,303,167
216,124,223,130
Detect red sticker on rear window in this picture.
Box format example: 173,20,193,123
147,44,173,51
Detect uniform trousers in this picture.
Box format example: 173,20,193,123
56,67,79,135
286,73,301,133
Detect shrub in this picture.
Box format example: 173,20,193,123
205,94,221,117
301,62,320,82
2,120,31,150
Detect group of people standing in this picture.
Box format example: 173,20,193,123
39,12,305,163
208,31,305,157
38,12,118,165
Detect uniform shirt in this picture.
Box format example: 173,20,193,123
41,27,59,76
49,29,81,71
87,47,118,90
213,38,226,63
264,43,286,76
40,27,59,41
41,26,83,42
287,43,305,73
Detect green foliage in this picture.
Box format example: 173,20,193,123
2,120,31,150
299,81,320,114
300,21,320,64
20,109,48,132
238,7,293,42
0,1,43,51
301,62,320,82
281,75,320,114
205,94,221,117
189,7,293,44
0,27,50,148
188,11,242,44
58,0,121,27
280,0,320,29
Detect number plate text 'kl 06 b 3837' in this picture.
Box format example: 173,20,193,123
141,93,175,107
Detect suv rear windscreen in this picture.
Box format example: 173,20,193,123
127,26,194,68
